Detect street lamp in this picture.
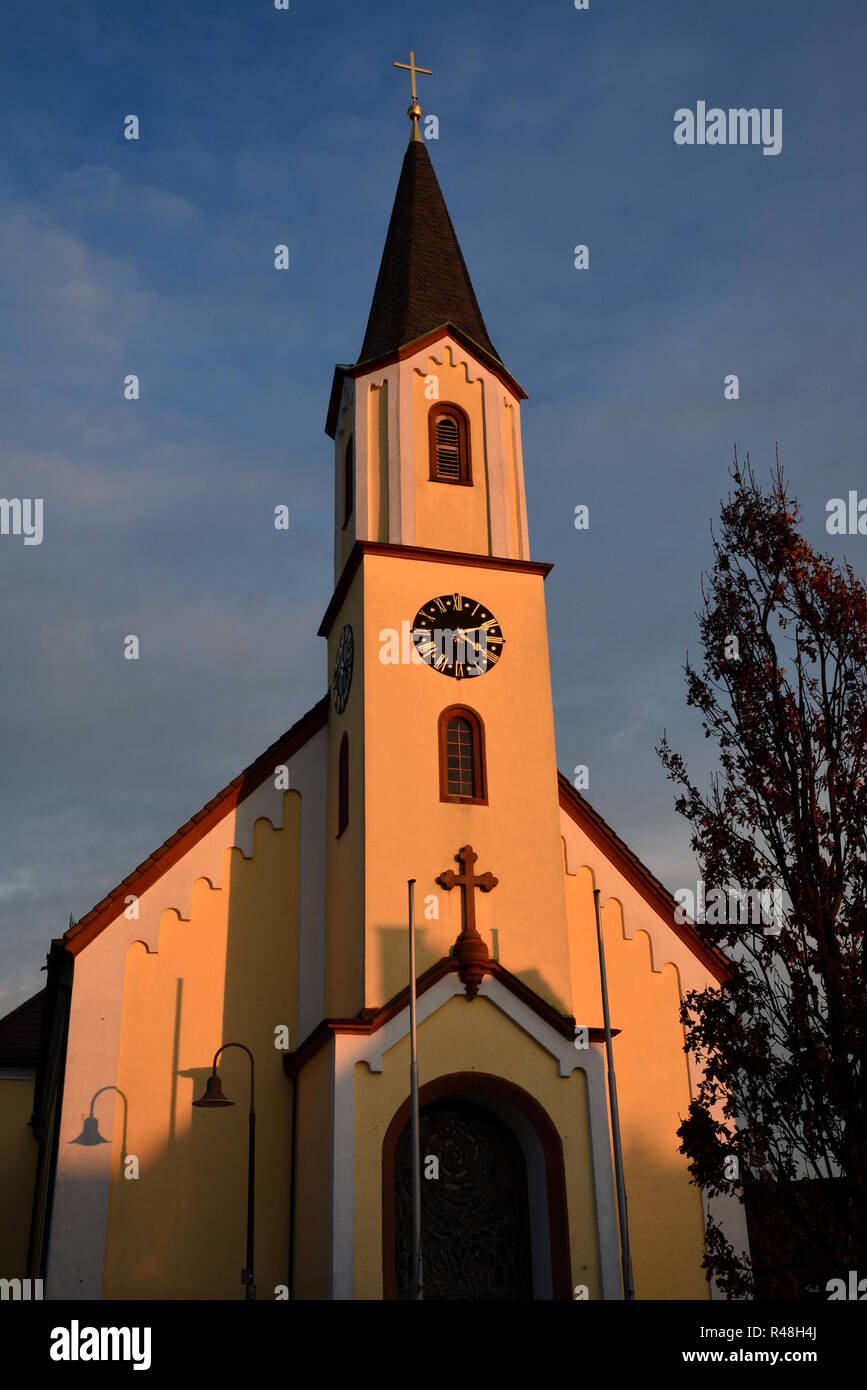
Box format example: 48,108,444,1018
193,1042,256,1300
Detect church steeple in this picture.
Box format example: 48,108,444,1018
325,75,529,577
357,137,502,368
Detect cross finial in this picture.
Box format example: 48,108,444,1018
437,844,498,998
392,49,432,141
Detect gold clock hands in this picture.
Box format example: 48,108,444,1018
459,633,501,664
455,619,499,637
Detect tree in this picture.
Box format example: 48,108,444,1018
658,453,867,1298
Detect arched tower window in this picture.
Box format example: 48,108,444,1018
438,706,487,804
337,733,349,834
428,404,471,485
343,435,354,527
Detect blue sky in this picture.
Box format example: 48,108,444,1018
1,0,866,1008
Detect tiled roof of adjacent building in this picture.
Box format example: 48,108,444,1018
0,987,44,1069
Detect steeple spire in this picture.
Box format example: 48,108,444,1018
357,126,503,368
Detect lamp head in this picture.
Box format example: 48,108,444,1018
70,1115,109,1145
192,1072,234,1108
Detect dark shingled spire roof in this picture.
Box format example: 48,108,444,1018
358,138,501,366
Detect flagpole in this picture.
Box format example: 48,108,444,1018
594,886,634,1300
408,878,423,1300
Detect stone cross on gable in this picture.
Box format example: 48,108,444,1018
437,844,498,999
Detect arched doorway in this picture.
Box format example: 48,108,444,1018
394,1098,533,1299
382,1072,572,1300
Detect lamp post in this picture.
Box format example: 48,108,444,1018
593,889,634,1300
70,1085,129,1176
193,1042,257,1300
408,878,423,1300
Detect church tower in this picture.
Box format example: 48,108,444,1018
320,85,572,1021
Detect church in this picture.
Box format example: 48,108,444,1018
0,69,748,1301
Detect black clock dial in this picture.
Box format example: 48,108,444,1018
332,624,354,712
411,593,505,679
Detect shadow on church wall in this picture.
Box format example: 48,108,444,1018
97,787,301,1299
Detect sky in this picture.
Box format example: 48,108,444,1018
1,0,865,1010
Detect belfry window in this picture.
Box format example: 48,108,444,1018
343,435,354,527
439,706,486,804
429,405,471,485
338,733,349,834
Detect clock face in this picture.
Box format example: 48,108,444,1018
411,593,505,679
332,624,354,712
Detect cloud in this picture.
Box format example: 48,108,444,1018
0,867,37,904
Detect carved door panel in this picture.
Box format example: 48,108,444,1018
395,1098,533,1300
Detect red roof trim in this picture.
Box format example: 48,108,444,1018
61,696,329,957
319,540,552,638
557,774,731,983
283,956,616,1077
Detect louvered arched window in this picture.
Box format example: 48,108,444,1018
337,733,349,834
429,404,471,485
343,435,354,527
438,706,487,804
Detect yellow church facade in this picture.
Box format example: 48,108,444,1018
1,103,748,1301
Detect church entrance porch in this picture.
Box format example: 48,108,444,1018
381,1072,573,1300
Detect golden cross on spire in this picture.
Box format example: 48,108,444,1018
393,49,432,139
393,49,432,103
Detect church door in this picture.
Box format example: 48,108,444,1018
394,1098,533,1300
